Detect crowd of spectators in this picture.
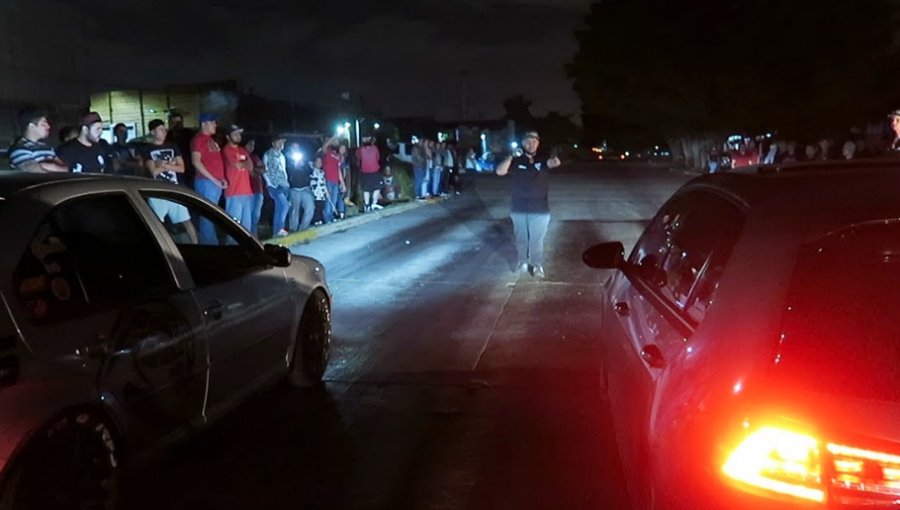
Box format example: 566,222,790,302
5,107,412,239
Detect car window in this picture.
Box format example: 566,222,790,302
13,194,174,325
628,191,744,323
774,221,900,402
140,192,267,286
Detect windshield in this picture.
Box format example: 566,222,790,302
775,220,900,402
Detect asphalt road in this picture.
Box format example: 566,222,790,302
118,161,689,510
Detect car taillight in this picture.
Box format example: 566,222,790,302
722,424,900,506
723,426,825,503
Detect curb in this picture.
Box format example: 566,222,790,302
263,197,445,247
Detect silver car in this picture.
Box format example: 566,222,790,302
0,173,331,509
585,161,900,510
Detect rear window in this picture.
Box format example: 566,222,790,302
775,220,900,402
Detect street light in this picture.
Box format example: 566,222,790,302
374,122,381,130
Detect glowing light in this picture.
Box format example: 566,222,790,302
374,123,381,130
511,142,519,149
336,125,346,135
480,133,487,141
290,151,304,164
723,426,825,503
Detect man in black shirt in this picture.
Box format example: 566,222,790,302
137,119,197,243
57,112,108,173
496,130,561,279
287,146,316,232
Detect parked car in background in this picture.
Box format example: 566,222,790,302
584,160,900,509
0,173,331,509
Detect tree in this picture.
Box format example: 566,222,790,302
568,0,900,167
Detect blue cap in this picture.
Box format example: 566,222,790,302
199,112,216,123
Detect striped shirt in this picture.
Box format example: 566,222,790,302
263,148,289,188
8,137,58,169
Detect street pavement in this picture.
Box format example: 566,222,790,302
118,161,689,510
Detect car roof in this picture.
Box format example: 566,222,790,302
685,159,900,231
0,172,148,199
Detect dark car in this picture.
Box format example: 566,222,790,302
0,173,331,509
584,160,900,509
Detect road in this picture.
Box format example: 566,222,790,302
119,161,689,510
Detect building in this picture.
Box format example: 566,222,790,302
89,81,240,141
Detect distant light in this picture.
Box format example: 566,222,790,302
654,145,659,150
336,125,347,135
480,133,487,141
290,151,304,164
511,142,519,149
591,147,602,153
344,122,351,128
624,151,630,157
573,144,579,149
374,123,381,130
620,154,625,160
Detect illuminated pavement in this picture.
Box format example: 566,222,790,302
119,162,688,510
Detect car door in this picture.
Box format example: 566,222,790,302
603,190,744,505
7,193,207,445
136,190,295,418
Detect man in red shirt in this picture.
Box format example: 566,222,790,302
222,124,255,232
190,113,227,243
356,136,383,212
321,134,347,222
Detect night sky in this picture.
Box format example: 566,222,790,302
74,0,590,121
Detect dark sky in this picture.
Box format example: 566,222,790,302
77,0,590,121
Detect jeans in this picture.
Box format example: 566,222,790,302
226,194,254,232
324,181,344,222
251,192,264,236
510,212,552,266
194,178,223,245
414,168,427,198
431,168,443,196
289,187,315,231
267,186,290,234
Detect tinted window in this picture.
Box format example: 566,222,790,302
629,191,744,323
14,194,174,324
141,193,266,286
776,222,900,402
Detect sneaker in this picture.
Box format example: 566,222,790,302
372,203,384,210
517,262,530,274
533,265,546,279
276,229,289,237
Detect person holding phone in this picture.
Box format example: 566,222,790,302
495,130,561,279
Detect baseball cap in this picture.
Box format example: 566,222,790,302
226,124,243,135
889,110,900,119
199,112,216,123
148,119,166,131
272,133,287,141
522,131,540,140
80,111,103,127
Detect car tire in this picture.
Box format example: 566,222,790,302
288,289,332,388
0,410,119,510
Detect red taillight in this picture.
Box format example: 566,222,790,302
722,426,825,503
722,423,900,506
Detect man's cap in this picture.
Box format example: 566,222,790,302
80,111,103,127
226,124,243,135
522,131,540,140
272,133,287,141
889,110,900,119
199,112,217,123
148,119,166,131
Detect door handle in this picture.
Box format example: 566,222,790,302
640,344,666,369
204,300,224,320
614,302,630,317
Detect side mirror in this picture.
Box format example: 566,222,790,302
583,242,625,269
264,244,292,268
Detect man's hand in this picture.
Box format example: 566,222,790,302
218,178,228,189
548,156,561,169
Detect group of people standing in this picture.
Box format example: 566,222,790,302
410,138,479,200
